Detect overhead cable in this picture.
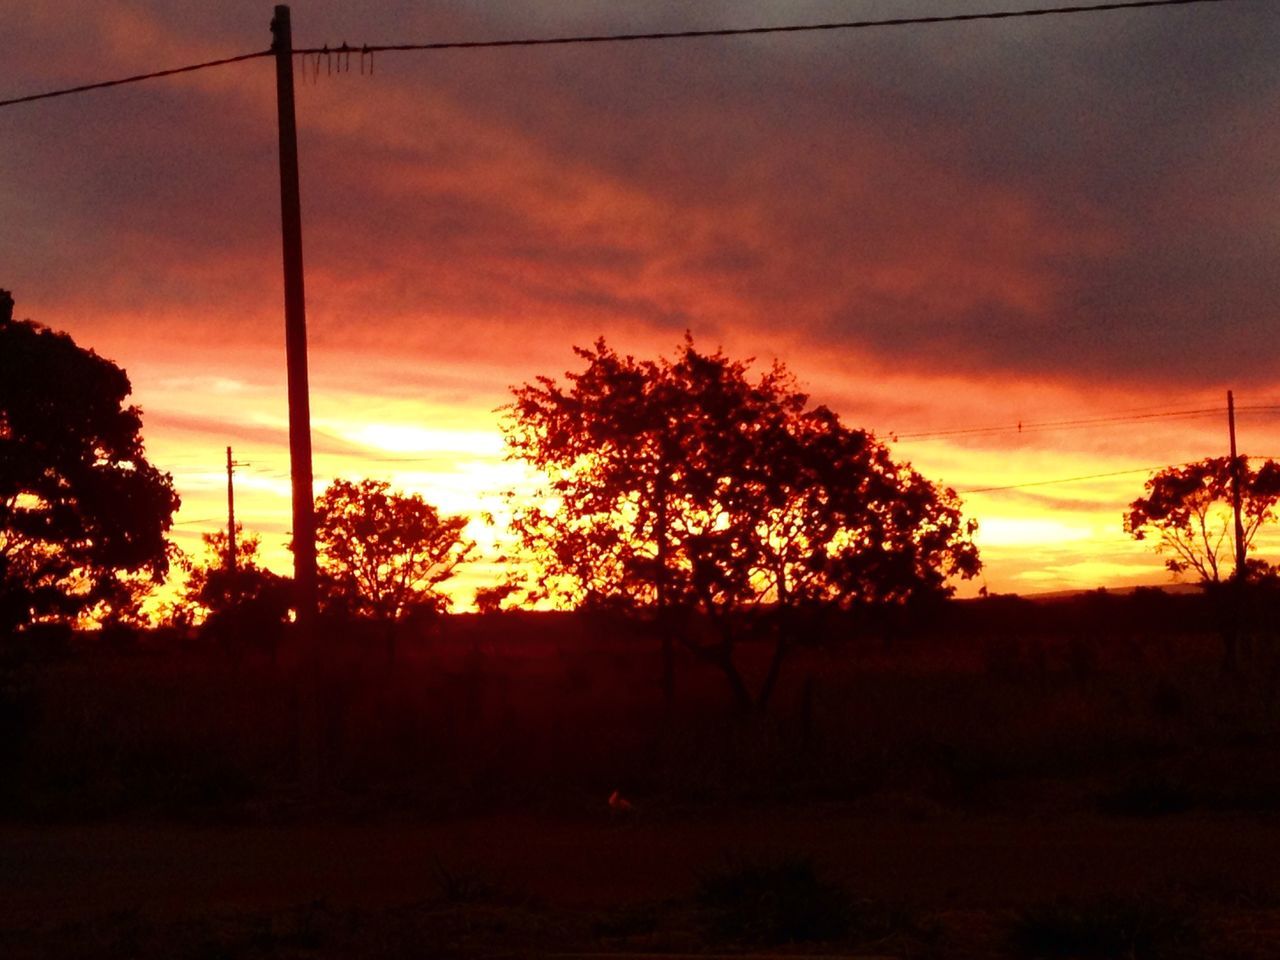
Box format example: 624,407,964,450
961,466,1180,494
301,0,1243,55
0,50,270,108
896,405,1280,442
0,0,1245,109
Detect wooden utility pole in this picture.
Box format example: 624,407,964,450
226,446,238,578
271,3,320,789
270,5,318,631
1228,390,1247,579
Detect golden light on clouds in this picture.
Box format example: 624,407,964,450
337,423,504,459
974,516,1098,550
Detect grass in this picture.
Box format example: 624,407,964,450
696,854,852,945
1010,895,1201,959
4,898,569,960
430,859,511,904
1095,774,1195,817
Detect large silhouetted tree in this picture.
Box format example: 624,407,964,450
0,292,179,632
314,478,474,635
503,337,981,710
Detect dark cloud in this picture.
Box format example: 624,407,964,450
4,0,1279,389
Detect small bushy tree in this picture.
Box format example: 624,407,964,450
473,574,524,615
314,478,474,625
175,526,291,644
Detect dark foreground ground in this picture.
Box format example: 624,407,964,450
6,594,1280,957
5,810,1280,958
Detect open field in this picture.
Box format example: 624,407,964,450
6,592,1280,957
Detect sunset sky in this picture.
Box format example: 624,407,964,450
4,0,1280,605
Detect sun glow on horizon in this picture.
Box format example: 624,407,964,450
135,355,1273,614
973,516,1098,549
338,422,505,458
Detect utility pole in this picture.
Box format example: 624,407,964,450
225,446,249,577
270,5,318,630
226,446,238,577
1228,390,1247,579
1225,390,1247,676
271,3,320,789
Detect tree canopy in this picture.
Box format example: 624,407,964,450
0,296,179,631
502,337,980,708
1125,456,1280,583
314,478,475,622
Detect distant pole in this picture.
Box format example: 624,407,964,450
1228,390,1247,579
270,5,318,631
226,445,237,578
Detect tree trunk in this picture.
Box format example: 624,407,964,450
720,650,756,713
660,623,674,709
384,618,397,668
654,472,674,709
756,632,789,714
799,673,815,744
1212,580,1241,676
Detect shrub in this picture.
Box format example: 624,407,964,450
1011,895,1199,958
696,855,850,944
1096,775,1193,817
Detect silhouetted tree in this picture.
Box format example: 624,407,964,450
473,574,524,615
314,479,474,655
1126,457,1280,672
174,526,291,646
0,293,179,632
1125,457,1280,584
503,337,981,710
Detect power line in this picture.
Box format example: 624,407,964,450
897,408,1219,440
960,465,1192,494
298,0,1244,55
0,50,270,109
0,0,1246,109
895,405,1280,442
961,449,1280,495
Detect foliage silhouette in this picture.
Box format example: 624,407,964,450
473,574,524,615
1125,457,1280,584
502,337,980,709
173,526,291,642
314,478,474,625
0,292,179,631
1126,456,1280,672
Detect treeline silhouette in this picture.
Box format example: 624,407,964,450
9,293,1280,824
1,301,986,716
